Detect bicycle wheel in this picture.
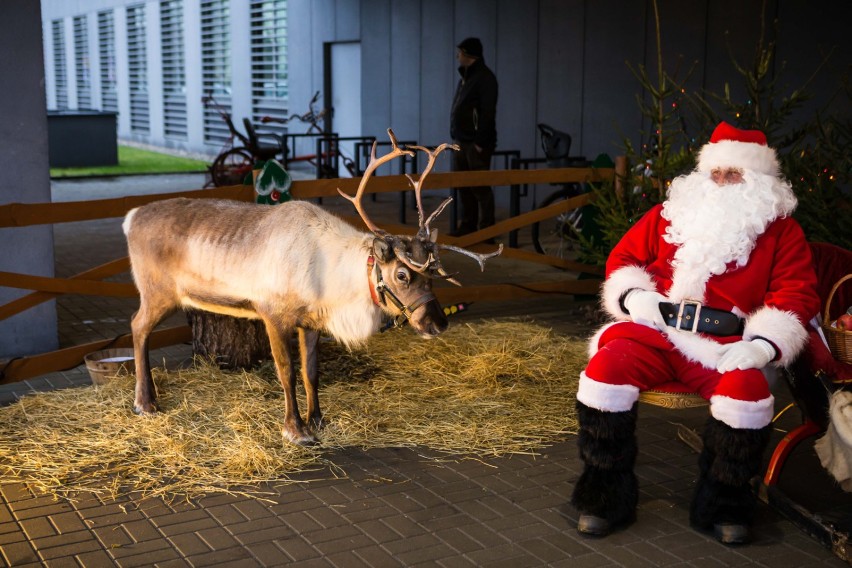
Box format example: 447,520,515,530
210,148,254,187
531,186,585,259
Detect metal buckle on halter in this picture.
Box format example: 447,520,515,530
371,257,435,331
676,299,702,333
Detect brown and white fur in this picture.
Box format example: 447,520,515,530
122,131,501,446
123,197,448,444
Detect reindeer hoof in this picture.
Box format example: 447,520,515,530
283,426,318,446
133,402,159,416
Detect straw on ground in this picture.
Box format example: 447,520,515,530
0,320,588,502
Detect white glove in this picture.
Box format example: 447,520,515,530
623,289,667,330
716,339,776,373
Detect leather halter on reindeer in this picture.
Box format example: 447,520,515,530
339,130,503,328
123,129,502,445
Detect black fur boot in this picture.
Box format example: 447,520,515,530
689,416,771,545
570,401,638,536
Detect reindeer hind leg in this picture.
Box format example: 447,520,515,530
263,318,317,446
298,328,322,431
130,294,177,415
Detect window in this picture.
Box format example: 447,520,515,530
98,10,117,113
250,0,288,129
161,0,187,139
52,19,67,110
127,3,150,133
201,0,231,145
74,16,91,109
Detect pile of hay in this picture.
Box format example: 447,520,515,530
0,320,588,502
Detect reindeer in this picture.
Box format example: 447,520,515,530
123,129,502,445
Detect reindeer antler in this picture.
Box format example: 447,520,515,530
340,131,502,285
337,128,414,234
405,143,459,240
438,243,504,271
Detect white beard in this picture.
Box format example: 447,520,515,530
660,169,797,303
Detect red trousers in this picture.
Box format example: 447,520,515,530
578,322,774,429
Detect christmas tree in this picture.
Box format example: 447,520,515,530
688,8,851,250
576,0,850,266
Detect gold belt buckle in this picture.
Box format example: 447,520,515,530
676,299,702,333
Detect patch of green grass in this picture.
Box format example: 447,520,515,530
50,145,209,178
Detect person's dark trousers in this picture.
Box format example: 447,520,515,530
570,401,639,535
452,140,494,234
690,416,771,544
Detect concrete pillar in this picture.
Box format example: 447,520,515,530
0,0,58,358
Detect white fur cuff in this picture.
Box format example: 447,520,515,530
576,371,639,412
601,265,657,320
744,306,808,366
710,394,775,429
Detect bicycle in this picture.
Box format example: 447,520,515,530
529,123,594,260
261,91,357,178
261,90,326,134
203,93,284,187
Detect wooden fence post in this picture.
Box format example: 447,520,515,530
615,155,628,199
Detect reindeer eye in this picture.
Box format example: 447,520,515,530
396,268,410,283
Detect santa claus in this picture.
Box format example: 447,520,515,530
571,122,820,544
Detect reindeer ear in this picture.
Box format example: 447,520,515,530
430,229,439,243
372,237,393,262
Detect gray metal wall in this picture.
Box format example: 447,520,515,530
39,0,849,166
291,0,850,176
0,1,58,358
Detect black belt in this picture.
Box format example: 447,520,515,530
658,300,744,336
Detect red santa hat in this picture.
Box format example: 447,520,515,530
696,121,780,177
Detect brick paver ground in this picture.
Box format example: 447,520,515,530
0,174,848,566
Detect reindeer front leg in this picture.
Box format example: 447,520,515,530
262,318,317,445
298,328,322,431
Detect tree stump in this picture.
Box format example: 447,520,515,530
187,310,271,370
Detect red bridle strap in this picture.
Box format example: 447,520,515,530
366,255,381,306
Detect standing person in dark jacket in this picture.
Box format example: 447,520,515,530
450,37,498,237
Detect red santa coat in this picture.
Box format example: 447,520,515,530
580,205,820,428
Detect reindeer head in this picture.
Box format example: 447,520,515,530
338,129,503,337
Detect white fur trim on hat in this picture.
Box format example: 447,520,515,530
697,140,780,177
576,371,640,412
601,265,657,320
743,306,809,367
710,394,775,429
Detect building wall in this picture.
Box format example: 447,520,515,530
348,0,850,162
40,0,850,174
0,0,58,358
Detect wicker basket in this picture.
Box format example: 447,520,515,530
823,273,852,364
84,348,135,385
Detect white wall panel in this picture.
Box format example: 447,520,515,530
495,0,537,159
388,1,420,142
37,0,851,166
419,0,454,155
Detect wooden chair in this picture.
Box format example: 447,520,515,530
638,382,708,409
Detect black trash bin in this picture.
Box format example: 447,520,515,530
47,109,118,168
